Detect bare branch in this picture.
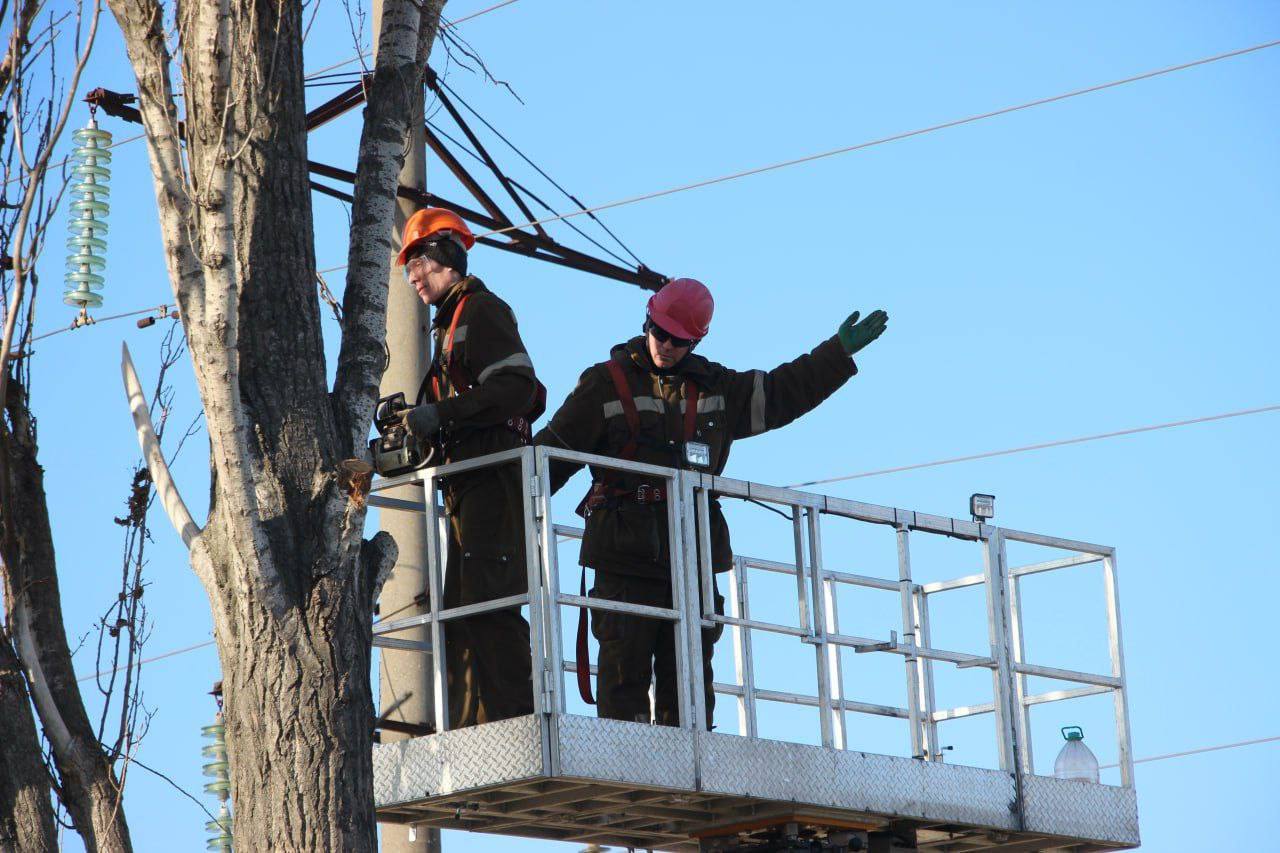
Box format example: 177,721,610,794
120,343,202,552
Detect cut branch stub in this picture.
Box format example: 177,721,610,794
120,343,202,549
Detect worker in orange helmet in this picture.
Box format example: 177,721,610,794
396,207,545,729
535,278,887,729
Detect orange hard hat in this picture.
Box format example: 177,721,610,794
647,277,714,341
397,207,476,266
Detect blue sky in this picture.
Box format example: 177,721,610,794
24,1,1278,850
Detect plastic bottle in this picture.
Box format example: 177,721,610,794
1053,725,1100,783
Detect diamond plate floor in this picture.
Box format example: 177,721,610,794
373,714,1139,852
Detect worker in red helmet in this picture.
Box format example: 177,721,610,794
535,278,887,729
396,207,545,729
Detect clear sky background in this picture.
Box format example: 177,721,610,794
23,1,1279,850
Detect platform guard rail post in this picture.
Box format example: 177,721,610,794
368,446,1135,795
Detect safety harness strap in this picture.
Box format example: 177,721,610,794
430,294,472,402
683,381,699,442
576,568,595,704
576,357,701,707
604,358,640,460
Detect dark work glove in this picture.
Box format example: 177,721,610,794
401,403,441,438
837,309,889,355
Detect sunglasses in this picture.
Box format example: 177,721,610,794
647,320,695,349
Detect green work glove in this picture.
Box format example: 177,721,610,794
837,309,888,355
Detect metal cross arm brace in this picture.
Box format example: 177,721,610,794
86,82,348,133
302,64,666,289
88,79,667,290
309,160,666,289
306,78,371,131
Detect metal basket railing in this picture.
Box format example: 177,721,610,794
367,445,1134,790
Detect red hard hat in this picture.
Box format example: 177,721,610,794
647,278,713,341
397,207,475,266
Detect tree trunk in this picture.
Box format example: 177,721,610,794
104,0,444,847
0,631,57,853
0,383,133,852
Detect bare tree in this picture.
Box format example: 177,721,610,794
0,1,143,850
105,0,447,847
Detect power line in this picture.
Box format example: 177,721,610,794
28,304,175,345
1100,735,1280,769
1,132,146,188
788,404,1280,488
303,0,523,79
75,640,215,684
447,0,523,27
474,37,1280,240
438,77,647,267
256,38,1280,277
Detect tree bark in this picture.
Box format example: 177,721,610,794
104,0,443,847
0,383,133,852
0,630,57,853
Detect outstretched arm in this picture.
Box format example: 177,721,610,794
729,309,888,439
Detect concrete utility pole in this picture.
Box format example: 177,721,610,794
373,2,440,852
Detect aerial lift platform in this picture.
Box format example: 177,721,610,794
367,446,1139,852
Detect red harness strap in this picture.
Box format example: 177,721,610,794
604,359,639,459
430,294,471,402
684,381,700,441
576,359,700,706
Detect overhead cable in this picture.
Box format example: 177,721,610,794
439,78,646,266
75,639,215,684
303,0,523,79
788,404,1280,488
1100,735,1280,769
27,304,175,346
474,38,1280,240
1,132,145,188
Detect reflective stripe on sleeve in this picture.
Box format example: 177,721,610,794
750,370,766,435
476,351,533,384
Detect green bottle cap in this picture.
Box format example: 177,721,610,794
1062,725,1084,741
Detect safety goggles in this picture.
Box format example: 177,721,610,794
646,319,695,349
402,253,431,280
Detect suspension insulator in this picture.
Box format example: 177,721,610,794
63,119,112,310
205,804,233,852
201,715,232,851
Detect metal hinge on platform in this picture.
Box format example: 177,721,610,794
530,476,546,519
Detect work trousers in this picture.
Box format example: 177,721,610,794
589,569,725,729
442,465,533,729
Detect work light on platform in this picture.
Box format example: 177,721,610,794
970,493,995,522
